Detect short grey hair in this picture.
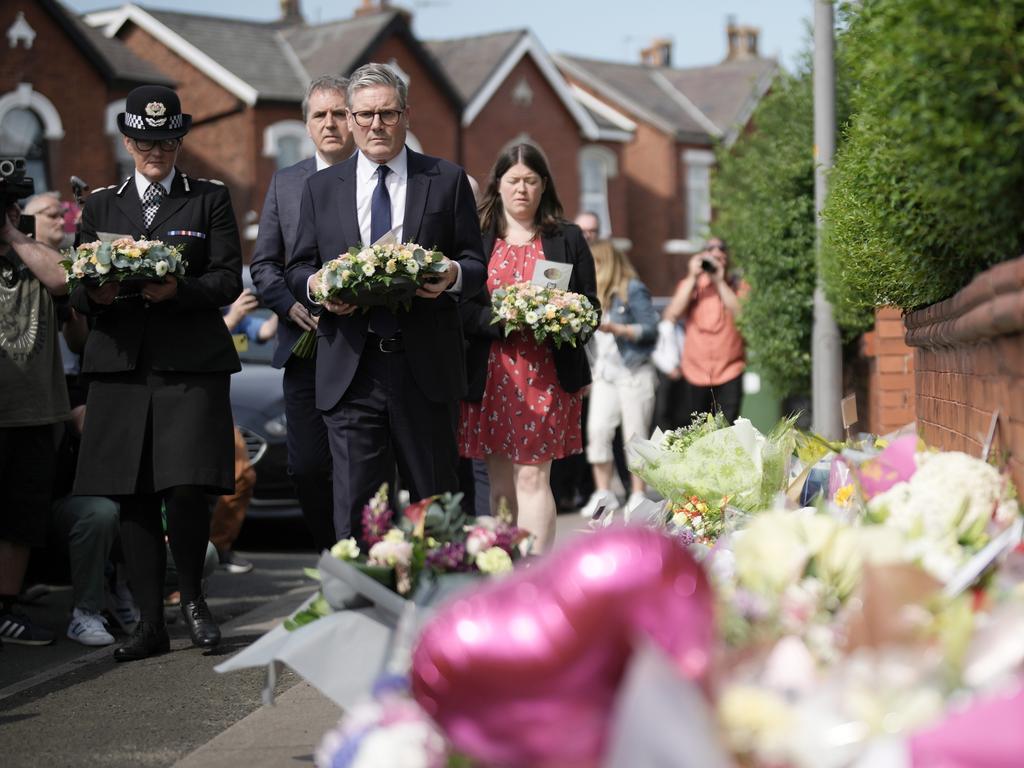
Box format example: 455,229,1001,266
302,74,349,121
346,63,407,110
23,191,61,214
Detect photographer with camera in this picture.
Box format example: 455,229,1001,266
0,160,71,646
662,237,747,427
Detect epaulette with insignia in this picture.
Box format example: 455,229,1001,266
197,178,225,186
92,184,118,193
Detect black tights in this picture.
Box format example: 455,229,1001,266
118,486,211,624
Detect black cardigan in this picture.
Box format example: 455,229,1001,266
459,221,600,400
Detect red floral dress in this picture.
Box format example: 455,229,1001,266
459,238,583,464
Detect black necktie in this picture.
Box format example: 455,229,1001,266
142,182,164,229
368,165,398,338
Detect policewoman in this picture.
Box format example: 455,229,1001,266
70,85,242,661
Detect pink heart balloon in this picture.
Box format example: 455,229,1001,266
411,526,714,767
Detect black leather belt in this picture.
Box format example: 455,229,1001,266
369,333,404,353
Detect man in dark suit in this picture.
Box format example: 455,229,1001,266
250,74,353,552
286,63,486,541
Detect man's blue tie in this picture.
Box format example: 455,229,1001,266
368,164,398,338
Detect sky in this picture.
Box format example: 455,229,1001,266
64,0,813,72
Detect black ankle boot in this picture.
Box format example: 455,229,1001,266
180,598,220,648
113,620,170,662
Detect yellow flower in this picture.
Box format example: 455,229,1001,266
330,538,360,560
476,547,513,575
833,483,854,508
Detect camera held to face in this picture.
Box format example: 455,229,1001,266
0,157,36,239
701,257,717,274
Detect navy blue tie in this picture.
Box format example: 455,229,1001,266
368,164,398,338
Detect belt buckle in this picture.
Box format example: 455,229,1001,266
377,336,401,353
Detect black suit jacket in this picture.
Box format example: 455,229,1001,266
460,221,600,400
285,148,486,409
250,156,318,369
70,171,242,373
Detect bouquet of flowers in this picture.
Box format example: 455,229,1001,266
285,485,530,630
61,237,186,289
292,242,451,358
628,413,797,514
490,281,599,348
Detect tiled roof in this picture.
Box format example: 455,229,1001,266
659,57,778,135
281,11,397,82
423,30,526,104
146,9,306,101
75,19,172,85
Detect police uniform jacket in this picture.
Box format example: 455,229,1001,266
70,170,242,496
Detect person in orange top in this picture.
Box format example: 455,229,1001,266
663,237,746,425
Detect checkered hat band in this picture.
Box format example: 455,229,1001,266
123,113,183,130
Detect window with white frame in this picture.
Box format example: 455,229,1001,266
578,145,616,238
263,120,314,170
683,148,714,243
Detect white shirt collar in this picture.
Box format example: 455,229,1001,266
134,167,175,200
356,146,407,184
315,152,332,172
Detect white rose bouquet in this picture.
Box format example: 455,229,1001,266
62,237,186,289
490,281,599,348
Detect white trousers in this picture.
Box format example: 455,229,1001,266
585,363,658,464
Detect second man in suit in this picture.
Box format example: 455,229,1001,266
250,75,353,552
286,63,486,542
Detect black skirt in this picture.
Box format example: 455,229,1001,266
74,369,234,496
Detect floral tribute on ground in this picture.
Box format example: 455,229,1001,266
62,238,186,289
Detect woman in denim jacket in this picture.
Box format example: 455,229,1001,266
579,241,660,518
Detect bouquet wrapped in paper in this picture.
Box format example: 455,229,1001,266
292,242,451,358
490,281,599,349
61,237,186,289
627,413,797,516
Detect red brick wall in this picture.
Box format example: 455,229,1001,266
462,55,582,220
1,2,119,194
903,257,1024,491
366,36,459,164
860,307,916,435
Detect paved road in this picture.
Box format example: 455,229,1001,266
0,512,591,767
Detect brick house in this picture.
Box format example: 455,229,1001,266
82,0,460,251
0,0,170,202
424,28,632,232
556,25,777,290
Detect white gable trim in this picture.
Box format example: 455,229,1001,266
650,70,722,139
85,5,259,106
463,31,600,140
723,62,779,148
570,85,635,132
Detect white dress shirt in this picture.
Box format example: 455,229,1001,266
134,167,175,200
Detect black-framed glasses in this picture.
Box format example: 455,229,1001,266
349,109,404,127
132,138,181,152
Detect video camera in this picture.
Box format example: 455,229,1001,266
0,157,36,237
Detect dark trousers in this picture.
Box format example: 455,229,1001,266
321,344,457,542
283,355,335,552
457,457,490,517
117,487,210,624
680,373,744,426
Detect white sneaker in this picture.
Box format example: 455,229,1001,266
580,490,620,519
106,579,140,634
625,491,650,513
67,608,114,646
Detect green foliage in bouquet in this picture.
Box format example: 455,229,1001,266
61,238,186,290
712,42,859,398
822,0,1024,320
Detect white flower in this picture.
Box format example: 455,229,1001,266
406,260,419,274
733,513,809,596
524,310,539,325
154,260,169,277
466,527,497,556
362,263,376,276
95,261,111,275
476,546,513,575
350,720,447,768
330,538,360,561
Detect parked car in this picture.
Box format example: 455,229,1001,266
228,269,299,519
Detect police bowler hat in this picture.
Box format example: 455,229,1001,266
117,85,192,141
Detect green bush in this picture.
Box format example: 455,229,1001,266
823,0,1024,321
713,51,855,398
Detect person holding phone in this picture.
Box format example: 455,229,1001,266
662,237,746,426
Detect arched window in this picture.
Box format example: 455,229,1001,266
578,145,617,238
0,108,49,192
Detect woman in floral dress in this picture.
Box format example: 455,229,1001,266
459,143,598,551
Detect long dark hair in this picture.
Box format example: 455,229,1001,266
478,142,564,237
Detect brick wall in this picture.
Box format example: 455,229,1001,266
860,307,916,435
903,257,1024,490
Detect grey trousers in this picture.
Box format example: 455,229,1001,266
50,496,120,614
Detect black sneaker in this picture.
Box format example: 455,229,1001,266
217,549,254,574
0,610,56,645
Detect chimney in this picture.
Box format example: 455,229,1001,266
640,38,672,68
725,16,759,61
279,0,303,23
354,0,391,16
